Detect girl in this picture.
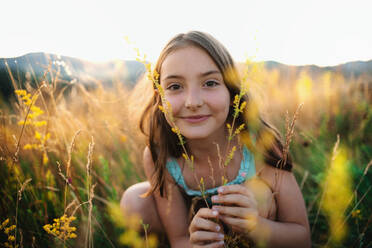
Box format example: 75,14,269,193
121,31,310,247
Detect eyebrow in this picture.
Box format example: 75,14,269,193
163,70,221,81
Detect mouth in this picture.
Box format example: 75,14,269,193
180,115,210,123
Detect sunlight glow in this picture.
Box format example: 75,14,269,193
2,0,372,66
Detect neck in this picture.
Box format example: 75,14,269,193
186,129,238,165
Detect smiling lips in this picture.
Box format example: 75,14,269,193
181,115,211,123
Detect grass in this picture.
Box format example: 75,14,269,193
0,58,371,247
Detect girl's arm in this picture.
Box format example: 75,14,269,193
250,166,311,247
143,147,190,247
212,165,311,248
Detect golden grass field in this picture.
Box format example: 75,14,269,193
0,59,371,247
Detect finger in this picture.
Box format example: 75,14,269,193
212,205,256,218
195,208,220,219
211,194,256,208
219,215,257,232
193,240,225,248
190,208,220,233
190,216,222,233
190,230,224,243
217,184,254,197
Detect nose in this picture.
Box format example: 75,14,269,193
185,87,203,109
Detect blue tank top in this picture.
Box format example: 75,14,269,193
166,145,256,197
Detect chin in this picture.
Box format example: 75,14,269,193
181,129,219,141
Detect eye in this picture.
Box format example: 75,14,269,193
167,83,182,91
204,80,219,87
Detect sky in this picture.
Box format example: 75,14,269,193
2,0,372,66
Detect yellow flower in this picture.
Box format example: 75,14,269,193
69,233,77,238
1,219,9,229
43,153,49,165
224,146,237,167
44,133,51,142
23,144,33,150
33,120,47,127
44,214,77,240
24,98,32,106
239,101,247,112
171,127,178,134
18,120,31,126
8,235,15,241
351,209,361,219
15,89,27,96
221,176,228,185
158,105,165,113
234,124,246,135
34,131,42,140
182,153,188,161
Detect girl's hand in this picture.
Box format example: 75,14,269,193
189,208,225,247
211,184,259,234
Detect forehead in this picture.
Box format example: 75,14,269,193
160,46,220,78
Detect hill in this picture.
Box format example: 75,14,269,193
0,52,146,99
1,52,371,99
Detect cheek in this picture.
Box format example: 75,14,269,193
212,92,231,114
164,95,183,115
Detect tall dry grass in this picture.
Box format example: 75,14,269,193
0,58,371,247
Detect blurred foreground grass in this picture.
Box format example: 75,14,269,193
0,61,371,247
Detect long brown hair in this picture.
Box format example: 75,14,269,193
139,31,292,197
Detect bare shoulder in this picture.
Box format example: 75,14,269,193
256,163,294,191
259,164,309,227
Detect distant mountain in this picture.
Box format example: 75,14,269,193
1,52,372,100
0,52,146,100
263,60,372,81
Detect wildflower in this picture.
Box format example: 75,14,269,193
351,209,361,219
171,127,179,134
4,225,16,234
30,106,44,118
1,219,17,248
322,146,352,244
17,120,31,126
199,177,206,196
239,101,247,112
43,152,49,165
182,153,188,161
33,120,47,127
221,176,228,185
69,233,77,238
4,242,10,248
34,131,41,140
158,105,165,113
234,124,246,136
0,219,9,229
43,214,77,241
15,89,27,96
224,146,237,167
233,95,240,108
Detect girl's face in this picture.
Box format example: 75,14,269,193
160,46,231,141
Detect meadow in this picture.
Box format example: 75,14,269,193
0,58,371,248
